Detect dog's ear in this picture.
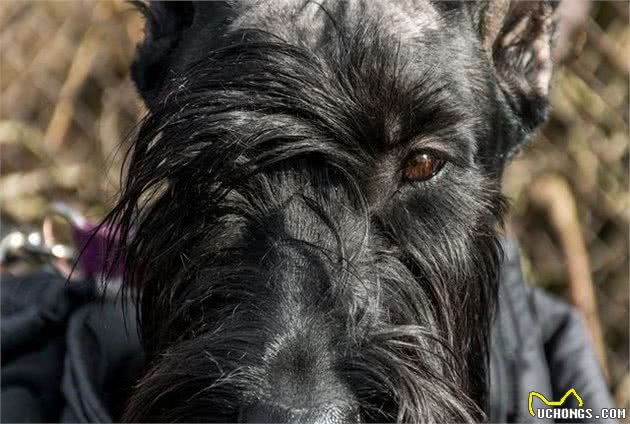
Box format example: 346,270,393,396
131,1,196,108
474,0,560,164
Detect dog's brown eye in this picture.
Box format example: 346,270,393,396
402,152,445,182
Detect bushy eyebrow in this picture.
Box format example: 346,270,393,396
382,80,475,166
405,133,473,167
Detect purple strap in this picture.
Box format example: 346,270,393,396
72,222,125,280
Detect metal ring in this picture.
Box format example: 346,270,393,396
46,202,87,228
41,202,86,279
42,202,86,252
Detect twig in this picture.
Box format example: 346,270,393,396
615,372,630,410
584,17,630,76
43,25,100,150
528,174,609,380
0,164,84,202
0,120,48,163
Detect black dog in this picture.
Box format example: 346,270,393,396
107,1,559,422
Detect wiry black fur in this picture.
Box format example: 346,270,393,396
106,1,558,422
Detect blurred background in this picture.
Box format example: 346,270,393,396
1,0,628,412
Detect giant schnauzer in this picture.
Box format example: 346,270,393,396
107,1,559,422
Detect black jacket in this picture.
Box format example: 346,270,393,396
1,240,614,422
489,240,614,423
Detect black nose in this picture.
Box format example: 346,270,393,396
239,402,360,424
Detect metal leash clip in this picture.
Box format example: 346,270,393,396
1,203,89,281
0,229,76,265
0,203,81,275
1,202,125,295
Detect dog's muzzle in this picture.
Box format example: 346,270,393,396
239,401,360,424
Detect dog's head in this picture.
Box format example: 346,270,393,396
111,1,559,422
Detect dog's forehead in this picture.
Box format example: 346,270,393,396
228,0,444,43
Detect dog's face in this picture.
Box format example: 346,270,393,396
111,1,558,422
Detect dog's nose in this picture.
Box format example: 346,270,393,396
239,402,360,424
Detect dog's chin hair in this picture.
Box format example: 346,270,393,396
107,24,506,423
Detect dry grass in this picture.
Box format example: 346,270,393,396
1,0,628,409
